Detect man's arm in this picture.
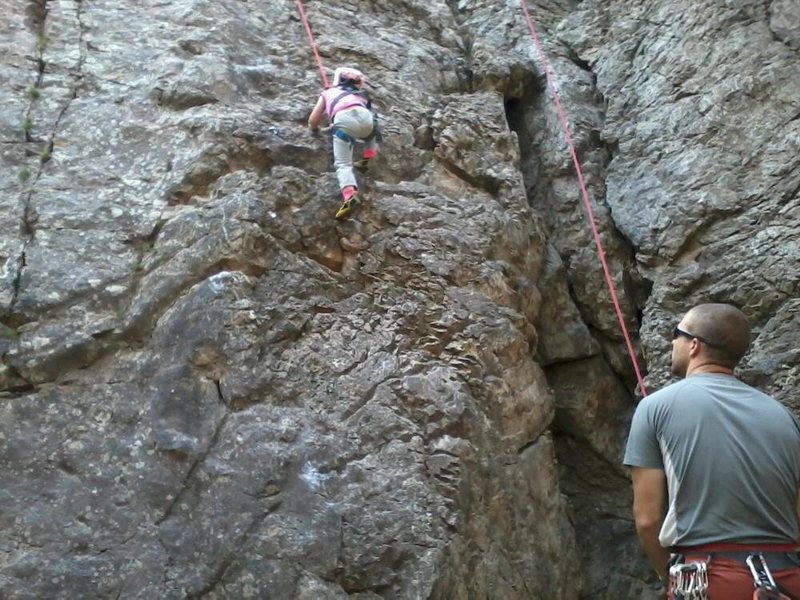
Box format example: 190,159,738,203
796,489,800,541
308,96,326,130
631,467,670,585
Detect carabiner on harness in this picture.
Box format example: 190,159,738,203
669,560,709,600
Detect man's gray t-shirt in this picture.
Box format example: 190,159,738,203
624,373,800,547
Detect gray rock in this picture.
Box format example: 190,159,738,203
1,0,797,598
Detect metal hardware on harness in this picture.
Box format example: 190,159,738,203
669,560,709,600
748,553,779,591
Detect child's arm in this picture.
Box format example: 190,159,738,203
308,96,326,130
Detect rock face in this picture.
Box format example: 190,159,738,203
0,0,797,598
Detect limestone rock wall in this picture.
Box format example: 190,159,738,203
0,0,797,598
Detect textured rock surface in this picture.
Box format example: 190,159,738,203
0,0,797,598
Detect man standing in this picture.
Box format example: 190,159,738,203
624,303,800,598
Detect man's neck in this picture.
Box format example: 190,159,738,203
685,362,735,377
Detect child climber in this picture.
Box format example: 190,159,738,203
308,67,379,219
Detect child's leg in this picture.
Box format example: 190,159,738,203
332,134,357,199
362,139,378,160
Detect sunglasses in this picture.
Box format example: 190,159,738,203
672,326,722,348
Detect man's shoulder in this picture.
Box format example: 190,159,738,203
633,378,713,421
641,378,694,404
648,373,750,400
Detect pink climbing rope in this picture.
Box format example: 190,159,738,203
296,0,330,88
518,0,648,396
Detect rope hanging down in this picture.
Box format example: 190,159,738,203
296,0,329,88
518,0,648,396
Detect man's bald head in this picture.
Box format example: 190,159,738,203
682,303,751,368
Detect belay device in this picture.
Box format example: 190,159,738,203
747,553,793,600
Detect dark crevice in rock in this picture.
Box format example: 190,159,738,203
26,1,48,87
552,429,654,597
551,426,627,483
8,245,27,307
213,378,227,406
387,0,449,50
186,499,282,599
766,0,800,50
5,201,35,323
12,2,83,320
579,267,643,389
7,266,136,330
516,434,545,455
167,145,273,205
456,37,475,93
502,80,543,175
124,216,166,272
504,55,650,596
504,93,532,133
740,112,800,170
124,258,267,344
674,89,699,101
18,187,39,250
155,412,230,526
120,220,167,321
540,350,598,369
439,159,500,196
444,0,475,92
783,177,800,205
0,380,39,400
25,0,48,34
784,108,800,127
567,54,597,86
7,332,106,387
340,376,393,421
12,1,50,322
505,55,646,383
75,0,88,81
670,206,746,266
152,86,219,111
37,0,86,167
341,575,392,596
599,132,620,170
627,33,647,70
43,70,79,165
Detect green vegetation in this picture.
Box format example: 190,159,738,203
36,35,49,55
1,326,19,340
18,167,31,182
153,217,167,235
40,144,51,163
27,86,41,101
21,116,32,135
